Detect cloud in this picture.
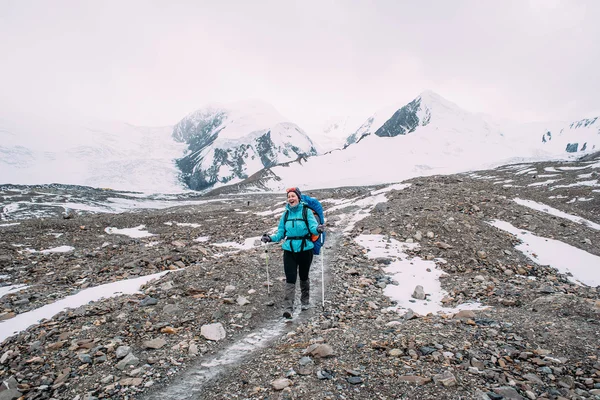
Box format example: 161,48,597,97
0,0,598,132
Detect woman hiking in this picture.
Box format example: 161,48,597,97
261,187,324,318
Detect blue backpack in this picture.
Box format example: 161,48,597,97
301,195,325,255
282,195,326,255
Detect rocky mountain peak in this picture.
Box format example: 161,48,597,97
172,100,316,191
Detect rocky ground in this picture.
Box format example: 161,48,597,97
0,154,599,400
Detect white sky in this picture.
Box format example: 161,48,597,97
1,0,599,132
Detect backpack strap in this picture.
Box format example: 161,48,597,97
283,206,311,252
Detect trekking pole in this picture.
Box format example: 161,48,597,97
320,235,325,311
264,244,270,296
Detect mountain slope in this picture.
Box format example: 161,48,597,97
0,115,186,192
224,91,599,193
173,101,317,191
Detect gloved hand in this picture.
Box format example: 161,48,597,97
261,234,272,243
316,224,325,233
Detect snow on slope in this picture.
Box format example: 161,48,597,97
174,100,316,191
0,115,187,193
265,91,595,191
308,115,366,153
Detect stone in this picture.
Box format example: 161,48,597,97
523,373,543,385
143,338,167,349
162,304,180,315
453,310,476,319
224,285,236,293
397,375,431,385
115,346,131,359
433,371,456,387
189,342,199,356
0,313,16,322
53,368,71,385
0,376,22,400
316,370,334,380
347,376,363,384
236,296,250,306
160,326,178,334
493,386,525,400
404,309,419,320
201,323,226,341
47,340,66,350
0,351,13,364
558,376,574,389
139,297,158,306
271,378,292,390
305,344,335,358
119,378,143,387
298,357,313,366
389,349,403,357
412,285,426,300
115,353,139,370
77,353,92,364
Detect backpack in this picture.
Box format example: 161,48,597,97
283,195,325,255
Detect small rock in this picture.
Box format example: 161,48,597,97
189,342,199,356
305,344,335,358
115,346,131,359
453,310,476,319
119,378,143,387
298,357,313,366
139,297,158,306
162,304,180,315
236,296,250,306
201,323,226,341
397,375,431,385
412,285,426,300
115,353,139,370
224,285,236,293
433,371,456,387
271,378,292,390
316,369,334,380
160,326,178,334
0,376,22,400
143,338,167,349
389,349,403,357
493,386,525,400
77,353,92,364
347,376,363,385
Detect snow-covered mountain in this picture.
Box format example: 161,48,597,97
538,117,599,153
2,92,597,195
173,100,317,191
226,91,599,192
0,115,186,193
308,116,365,154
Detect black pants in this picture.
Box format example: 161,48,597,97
283,250,313,284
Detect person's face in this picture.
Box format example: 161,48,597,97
287,192,299,206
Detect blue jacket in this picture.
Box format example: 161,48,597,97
270,202,319,252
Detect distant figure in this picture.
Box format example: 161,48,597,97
247,201,250,206
261,187,324,318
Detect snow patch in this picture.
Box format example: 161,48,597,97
488,220,600,287
104,225,155,238
354,235,485,316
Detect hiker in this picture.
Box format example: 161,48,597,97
261,187,325,318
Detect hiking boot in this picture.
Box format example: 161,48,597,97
300,280,310,310
282,282,295,318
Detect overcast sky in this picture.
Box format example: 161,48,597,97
1,0,598,132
